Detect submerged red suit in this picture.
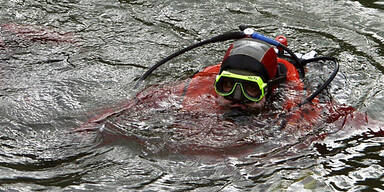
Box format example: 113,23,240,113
167,57,315,125
80,57,364,156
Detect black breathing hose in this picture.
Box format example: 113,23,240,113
299,56,339,106
134,31,246,89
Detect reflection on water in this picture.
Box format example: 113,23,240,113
1,0,384,191
315,126,384,191
354,0,384,10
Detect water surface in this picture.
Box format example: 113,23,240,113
1,0,384,191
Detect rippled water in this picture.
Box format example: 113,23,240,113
1,0,384,191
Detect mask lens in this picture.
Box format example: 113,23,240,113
216,76,235,93
242,81,262,99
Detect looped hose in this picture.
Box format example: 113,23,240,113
134,31,246,89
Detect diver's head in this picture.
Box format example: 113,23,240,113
214,38,277,106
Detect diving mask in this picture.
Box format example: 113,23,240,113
214,70,267,102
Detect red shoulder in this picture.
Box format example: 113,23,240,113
277,58,300,82
193,63,221,77
185,64,220,98
277,58,305,110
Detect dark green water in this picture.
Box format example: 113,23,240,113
1,0,384,191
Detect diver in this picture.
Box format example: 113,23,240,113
135,27,339,115
82,28,356,155
179,35,303,112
